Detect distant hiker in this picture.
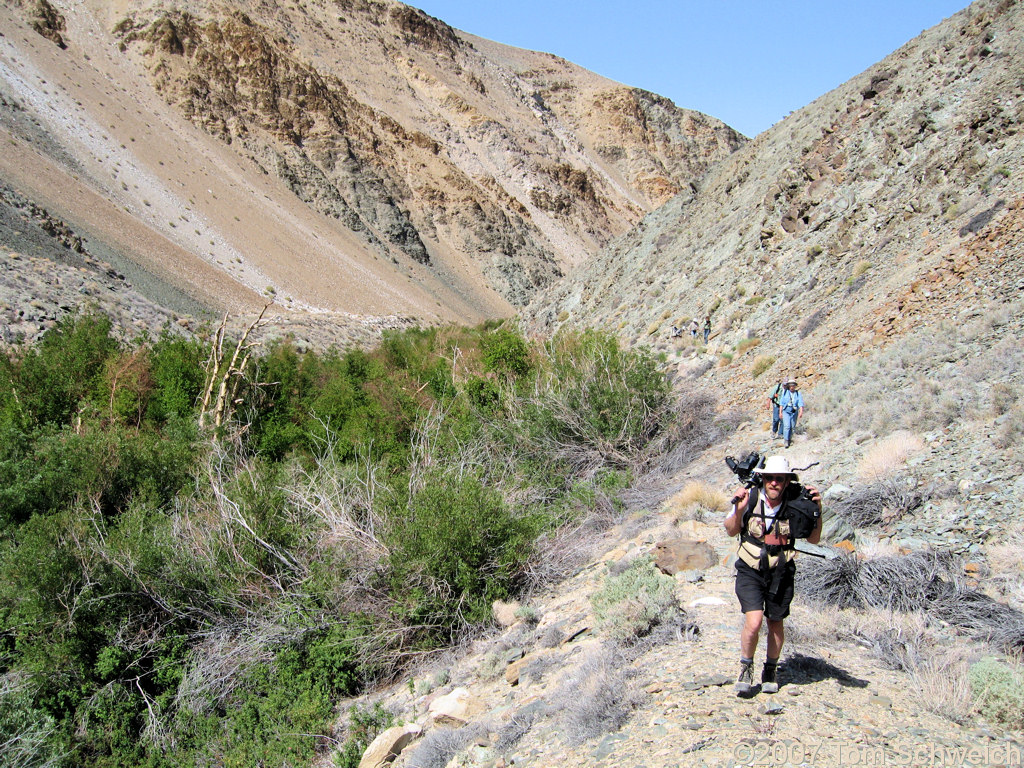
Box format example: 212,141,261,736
703,315,711,344
724,456,823,696
792,381,802,433
779,379,804,448
671,325,682,338
689,318,699,338
767,379,784,439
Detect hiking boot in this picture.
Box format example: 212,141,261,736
761,664,779,694
735,661,755,696
785,439,791,448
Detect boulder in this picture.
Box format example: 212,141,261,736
428,687,481,725
358,723,422,768
492,600,520,627
821,511,856,544
653,538,717,575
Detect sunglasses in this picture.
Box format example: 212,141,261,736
762,474,790,483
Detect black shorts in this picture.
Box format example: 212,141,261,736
734,558,796,620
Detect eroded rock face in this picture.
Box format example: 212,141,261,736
27,0,67,48
109,0,742,308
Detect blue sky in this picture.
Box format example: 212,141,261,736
410,0,972,137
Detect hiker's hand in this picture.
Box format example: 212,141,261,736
724,491,745,536
806,485,822,509
730,486,748,508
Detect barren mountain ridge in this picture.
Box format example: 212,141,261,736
0,0,742,347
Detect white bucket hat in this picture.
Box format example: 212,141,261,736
754,455,798,480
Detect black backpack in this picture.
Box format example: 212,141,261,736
743,483,820,541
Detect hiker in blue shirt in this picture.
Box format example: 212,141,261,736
779,379,804,448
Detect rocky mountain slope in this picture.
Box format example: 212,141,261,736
0,0,742,345
524,0,1022,408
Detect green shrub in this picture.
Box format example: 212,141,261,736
148,331,207,420
969,657,1024,728
464,375,500,411
15,312,119,426
0,319,687,767
521,330,669,469
0,675,61,768
481,327,531,379
388,474,539,633
751,355,776,378
591,556,680,642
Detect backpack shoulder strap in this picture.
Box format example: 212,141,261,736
742,486,759,525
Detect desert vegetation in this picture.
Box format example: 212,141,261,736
0,313,714,768
804,300,1024,443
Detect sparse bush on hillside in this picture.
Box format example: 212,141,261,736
798,307,828,338
735,337,760,353
986,531,1024,607
805,300,1024,438
798,550,1024,652
989,382,1018,415
910,653,974,724
851,259,872,278
591,556,681,643
554,647,645,745
751,354,775,377
645,386,724,476
495,707,540,753
673,481,728,517
405,724,484,768
993,402,1024,453
832,475,924,528
857,432,924,478
969,657,1024,729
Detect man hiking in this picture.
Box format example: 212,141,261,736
724,456,823,696
778,378,804,448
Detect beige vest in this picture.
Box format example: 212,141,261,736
737,498,796,569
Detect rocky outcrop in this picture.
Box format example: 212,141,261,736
107,0,742,308
116,10,434,266
25,0,66,49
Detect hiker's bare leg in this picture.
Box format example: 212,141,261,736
741,610,763,658
766,618,785,659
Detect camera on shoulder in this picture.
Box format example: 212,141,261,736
724,451,764,488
